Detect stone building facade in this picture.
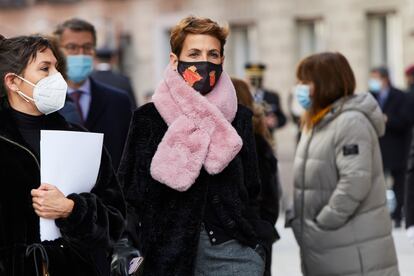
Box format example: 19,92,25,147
1,0,414,105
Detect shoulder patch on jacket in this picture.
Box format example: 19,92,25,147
343,144,359,156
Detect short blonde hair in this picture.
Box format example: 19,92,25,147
170,16,229,56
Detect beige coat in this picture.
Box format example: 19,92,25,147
292,93,399,276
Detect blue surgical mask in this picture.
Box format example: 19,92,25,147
368,78,382,93
66,55,93,83
294,84,312,110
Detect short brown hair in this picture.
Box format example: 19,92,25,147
170,16,229,57
54,18,97,46
0,35,58,98
44,35,67,80
296,52,356,128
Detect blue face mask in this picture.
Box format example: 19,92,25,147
295,84,312,110
66,55,93,83
368,78,382,93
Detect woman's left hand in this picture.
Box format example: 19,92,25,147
31,183,74,219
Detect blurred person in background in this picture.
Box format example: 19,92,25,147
0,34,125,276
405,64,414,245
288,87,306,143
232,77,280,276
245,63,287,133
291,52,399,276
143,90,154,104
46,35,83,124
369,66,411,228
405,64,414,93
119,16,270,276
54,18,132,170
91,47,137,109
404,127,414,245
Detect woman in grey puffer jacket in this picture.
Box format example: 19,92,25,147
291,52,399,276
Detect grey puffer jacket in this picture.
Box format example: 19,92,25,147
291,93,399,276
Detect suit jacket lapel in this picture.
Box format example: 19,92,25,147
85,78,107,130
382,88,395,112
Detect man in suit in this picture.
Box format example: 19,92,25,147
91,47,137,109
369,66,412,227
54,18,132,170
405,65,414,94
405,128,414,245
245,63,286,133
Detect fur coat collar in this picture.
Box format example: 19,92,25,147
151,66,243,191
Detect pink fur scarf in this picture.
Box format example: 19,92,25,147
150,66,243,192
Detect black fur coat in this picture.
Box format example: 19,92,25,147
118,103,274,276
0,102,125,276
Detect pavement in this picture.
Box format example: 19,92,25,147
271,124,414,275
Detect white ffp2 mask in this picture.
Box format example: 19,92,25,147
14,72,68,115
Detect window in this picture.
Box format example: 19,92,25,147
296,18,325,60
36,0,81,3
367,12,404,87
367,14,388,68
225,24,257,78
0,0,28,8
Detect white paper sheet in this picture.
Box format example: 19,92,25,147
39,130,104,241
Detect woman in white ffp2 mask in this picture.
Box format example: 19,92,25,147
12,71,67,115
0,35,125,276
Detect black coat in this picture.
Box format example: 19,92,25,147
118,103,274,276
255,134,280,232
0,101,126,276
255,134,280,276
91,70,137,109
405,128,414,228
371,87,412,170
59,78,132,170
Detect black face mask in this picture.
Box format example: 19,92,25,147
177,61,223,95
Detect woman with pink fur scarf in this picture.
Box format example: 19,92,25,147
118,16,274,276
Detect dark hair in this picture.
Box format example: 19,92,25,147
0,35,58,98
170,16,229,57
405,65,414,77
231,77,273,146
44,35,67,80
296,52,356,128
54,18,97,46
371,66,389,79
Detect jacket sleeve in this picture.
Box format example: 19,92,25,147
117,110,152,248
316,112,373,230
405,128,414,228
55,146,126,249
273,93,287,129
256,138,280,226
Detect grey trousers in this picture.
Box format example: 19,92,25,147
194,228,265,276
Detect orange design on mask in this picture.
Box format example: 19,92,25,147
209,71,216,87
182,66,203,87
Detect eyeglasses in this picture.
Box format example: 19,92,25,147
61,43,95,55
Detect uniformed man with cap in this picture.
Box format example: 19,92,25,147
245,62,286,132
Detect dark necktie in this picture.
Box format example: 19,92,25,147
69,90,84,124
378,93,387,109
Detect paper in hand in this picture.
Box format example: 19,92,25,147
39,130,103,241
